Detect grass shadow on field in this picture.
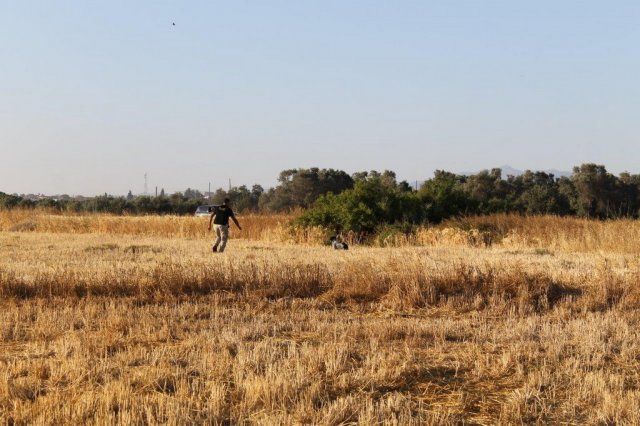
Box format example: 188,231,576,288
84,243,119,253
545,283,583,306
7,221,37,232
375,365,465,395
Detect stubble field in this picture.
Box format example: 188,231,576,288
1,211,640,424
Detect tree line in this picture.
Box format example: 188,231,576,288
298,164,640,233
2,164,639,232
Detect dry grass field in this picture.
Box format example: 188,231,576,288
2,210,640,424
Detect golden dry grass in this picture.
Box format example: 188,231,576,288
0,210,301,242
1,211,640,424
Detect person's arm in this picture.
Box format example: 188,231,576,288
208,213,216,231
231,215,241,231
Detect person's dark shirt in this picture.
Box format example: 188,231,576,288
213,205,234,225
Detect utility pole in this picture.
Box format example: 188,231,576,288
144,172,148,196
228,178,231,191
208,182,211,201
155,186,157,197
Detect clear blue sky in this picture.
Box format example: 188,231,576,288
2,1,638,195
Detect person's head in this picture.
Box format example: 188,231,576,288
223,197,231,206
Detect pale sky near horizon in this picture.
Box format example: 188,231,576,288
1,1,638,196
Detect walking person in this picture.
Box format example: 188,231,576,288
208,198,242,252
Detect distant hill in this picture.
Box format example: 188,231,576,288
544,168,573,178
460,165,572,179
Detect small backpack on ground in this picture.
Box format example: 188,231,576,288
330,236,349,250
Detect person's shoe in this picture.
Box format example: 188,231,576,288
212,245,218,252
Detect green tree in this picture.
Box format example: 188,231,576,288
418,170,468,222
183,188,203,199
462,168,511,214
0,192,23,209
570,164,621,218
510,171,569,215
618,172,640,217
298,175,425,234
261,168,354,212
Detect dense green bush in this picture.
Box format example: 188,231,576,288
297,174,426,233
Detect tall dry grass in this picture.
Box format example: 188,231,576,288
4,210,640,253
440,214,640,253
2,212,640,424
0,209,332,245
1,232,638,311
368,213,640,254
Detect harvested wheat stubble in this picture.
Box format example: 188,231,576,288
2,294,640,424
1,213,640,424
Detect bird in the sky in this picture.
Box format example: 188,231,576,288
172,22,175,26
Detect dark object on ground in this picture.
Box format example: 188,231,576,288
330,236,348,250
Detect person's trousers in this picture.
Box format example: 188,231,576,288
213,224,229,252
